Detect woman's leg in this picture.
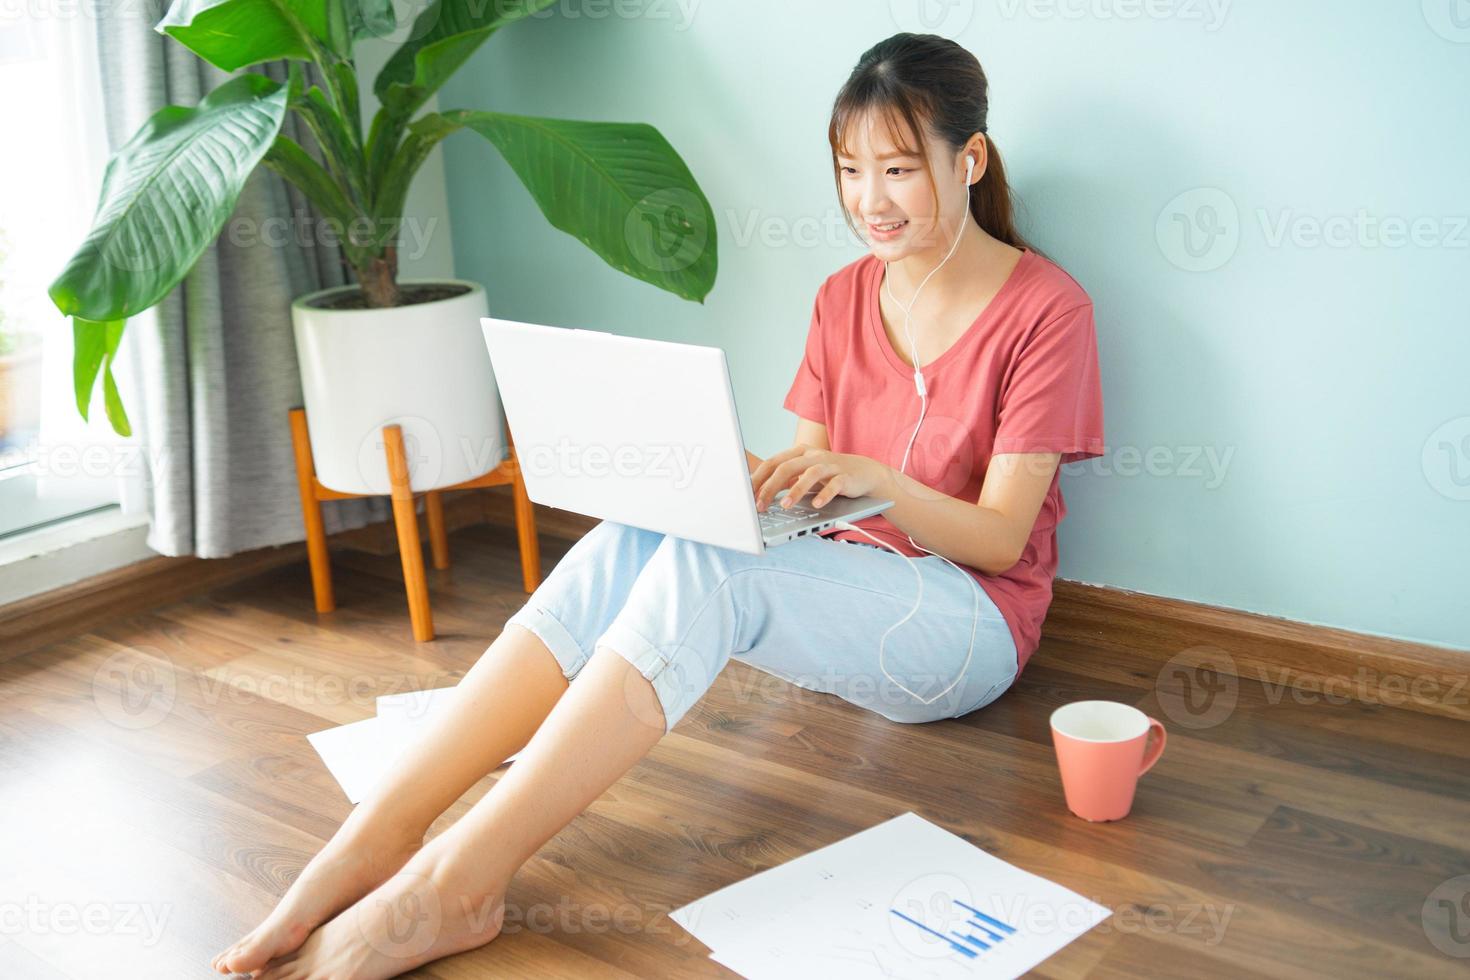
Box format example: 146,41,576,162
249,532,1017,979
255,641,669,979
213,521,665,975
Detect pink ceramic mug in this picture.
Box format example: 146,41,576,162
1049,700,1167,822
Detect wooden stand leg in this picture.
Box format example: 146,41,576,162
288,408,335,613
426,491,450,570
384,424,434,642
290,409,539,638
510,452,542,594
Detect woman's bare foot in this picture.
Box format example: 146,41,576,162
254,848,509,980
212,814,423,976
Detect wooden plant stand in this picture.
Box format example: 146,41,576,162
288,407,541,641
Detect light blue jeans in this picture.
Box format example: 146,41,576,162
503,520,1019,735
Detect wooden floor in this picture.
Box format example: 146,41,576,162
1,519,1467,978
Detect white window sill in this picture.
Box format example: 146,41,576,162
0,508,156,607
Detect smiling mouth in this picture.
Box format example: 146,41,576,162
868,220,908,233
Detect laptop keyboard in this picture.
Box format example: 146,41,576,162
758,500,823,530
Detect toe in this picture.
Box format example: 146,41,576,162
232,920,314,975
223,934,271,974
213,941,241,973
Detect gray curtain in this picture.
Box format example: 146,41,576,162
97,6,389,557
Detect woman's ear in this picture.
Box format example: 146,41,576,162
965,135,988,184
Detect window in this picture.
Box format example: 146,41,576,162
0,11,144,539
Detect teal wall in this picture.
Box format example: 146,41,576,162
439,1,1470,652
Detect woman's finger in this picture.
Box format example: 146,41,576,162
813,474,845,507
783,464,838,508
751,445,812,493
757,456,814,508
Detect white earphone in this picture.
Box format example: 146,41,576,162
833,148,985,710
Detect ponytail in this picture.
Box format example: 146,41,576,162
970,133,1031,252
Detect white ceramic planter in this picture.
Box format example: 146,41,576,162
291,279,505,496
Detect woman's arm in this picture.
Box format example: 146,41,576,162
794,418,829,452
875,451,1061,576
746,417,829,475
755,445,1061,576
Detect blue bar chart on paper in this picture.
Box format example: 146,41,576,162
890,897,1019,963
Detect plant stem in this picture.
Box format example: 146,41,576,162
296,28,400,309
355,247,400,307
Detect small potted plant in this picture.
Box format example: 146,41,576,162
0,228,42,444
48,0,718,494
0,329,43,445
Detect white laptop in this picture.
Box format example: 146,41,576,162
480,317,894,555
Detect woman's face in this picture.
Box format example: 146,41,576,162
837,109,975,261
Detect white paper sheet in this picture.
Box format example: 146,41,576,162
305,716,391,804
307,687,521,804
672,812,1109,979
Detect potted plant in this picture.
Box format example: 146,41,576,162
0,327,42,445
47,0,717,494
0,228,42,444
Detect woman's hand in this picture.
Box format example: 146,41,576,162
751,445,888,511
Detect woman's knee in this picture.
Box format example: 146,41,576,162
501,604,593,682
499,622,574,687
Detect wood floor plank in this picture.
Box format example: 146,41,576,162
1,519,1464,977
632,733,1450,977
1235,805,1470,953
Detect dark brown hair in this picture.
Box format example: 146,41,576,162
828,33,1035,254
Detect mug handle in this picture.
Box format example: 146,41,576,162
1138,717,1167,776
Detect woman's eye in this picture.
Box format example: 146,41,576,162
887,167,908,176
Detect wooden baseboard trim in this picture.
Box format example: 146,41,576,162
0,486,587,664
0,542,309,665
5,492,1463,723
1043,580,1468,721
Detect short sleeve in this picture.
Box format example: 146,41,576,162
782,289,827,424
992,303,1105,464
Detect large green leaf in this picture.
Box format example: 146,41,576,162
72,319,131,437
365,0,558,193
392,111,716,302
156,0,336,70
49,74,289,322
373,0,557,114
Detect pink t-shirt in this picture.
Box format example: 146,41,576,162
782,249,1105,674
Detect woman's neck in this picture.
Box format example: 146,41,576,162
885,222,1014,309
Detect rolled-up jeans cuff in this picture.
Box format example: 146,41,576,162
595,621,693,736
504,604,590,680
